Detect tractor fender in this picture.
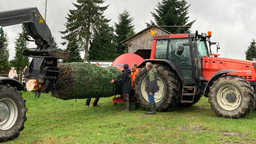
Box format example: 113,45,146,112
203,69,237,96
137,59,184,83
0,77,24,91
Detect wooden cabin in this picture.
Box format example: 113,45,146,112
121,24,170,59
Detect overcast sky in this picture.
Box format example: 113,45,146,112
1,0,256,61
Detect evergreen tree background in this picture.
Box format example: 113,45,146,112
63,42,83,63
115,10,134,55
149,0,195,33
245,39,256,60
12,26,29,72
88,25,117,60
122,27,136,53
61,0,110,61
0,32,10,73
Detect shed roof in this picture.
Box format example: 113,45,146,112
121,24,171,45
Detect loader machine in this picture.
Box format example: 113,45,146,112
0,7,69,142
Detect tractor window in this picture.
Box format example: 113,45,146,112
168,39,191,66
197,40,209,57
155,40,168,59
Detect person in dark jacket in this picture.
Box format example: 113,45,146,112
111,64,131,112
145,62,158,115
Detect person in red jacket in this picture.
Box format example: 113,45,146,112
130,62,139,110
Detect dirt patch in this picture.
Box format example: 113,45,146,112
32,137,58,144
177,125,206,131
32,136,74,144
196,106,211,110
155,126,167,130
221,131,240,136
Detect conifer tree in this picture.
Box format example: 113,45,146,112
89,24,117,61
150,0,195,33
115,10,134,55
122,28,135,53
61,0,110,61
0,31,10,73
12,26,29,72
245,39,256,60
63,42,83,63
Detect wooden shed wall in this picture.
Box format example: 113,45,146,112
127,27,169,53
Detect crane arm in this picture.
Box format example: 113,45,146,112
0,7,69,59
0,7,53,49
0,7,70,93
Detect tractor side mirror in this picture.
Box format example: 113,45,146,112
216,43,220,52
176,46,184,55
210,42,216,45
209,42,220,52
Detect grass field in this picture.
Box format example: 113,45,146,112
4,92,256,144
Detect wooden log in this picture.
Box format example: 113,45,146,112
26,79,41,91
51,62,121,100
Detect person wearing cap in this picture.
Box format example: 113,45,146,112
111,64,131,112
145,62,158,115
130,62,139,110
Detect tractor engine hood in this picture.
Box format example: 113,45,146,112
202,56,256,81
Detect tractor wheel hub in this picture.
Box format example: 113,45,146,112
0,102,9,124
225,93,236,103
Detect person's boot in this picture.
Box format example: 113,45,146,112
129,96,132,109
145,103,155,115
131,103,138,110
153,103,156,114
122,101,130,112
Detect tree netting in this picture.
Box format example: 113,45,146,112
51,62,121,100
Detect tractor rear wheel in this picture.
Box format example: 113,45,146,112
134,64,181,111
208,75,255,118
0,85,27,142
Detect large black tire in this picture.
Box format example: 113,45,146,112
208,75,255,118
134,64,181,112
0,85,27,142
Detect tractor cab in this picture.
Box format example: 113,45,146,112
147,31,220,104
151,31,216,85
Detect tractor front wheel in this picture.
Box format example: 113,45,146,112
0,85,27,142
208,75,255,118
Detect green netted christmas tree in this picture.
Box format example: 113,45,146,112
51,62,121,100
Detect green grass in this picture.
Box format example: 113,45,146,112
4,92,256,144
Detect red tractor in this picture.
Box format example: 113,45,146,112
134,31,255,118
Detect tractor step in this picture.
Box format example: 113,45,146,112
181,85,196,103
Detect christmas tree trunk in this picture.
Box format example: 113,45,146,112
51,62,121,100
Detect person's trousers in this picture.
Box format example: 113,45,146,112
147,92,155,103
129,89,137,103
34,93,41,98
86,98,100,106
123,93,129,102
